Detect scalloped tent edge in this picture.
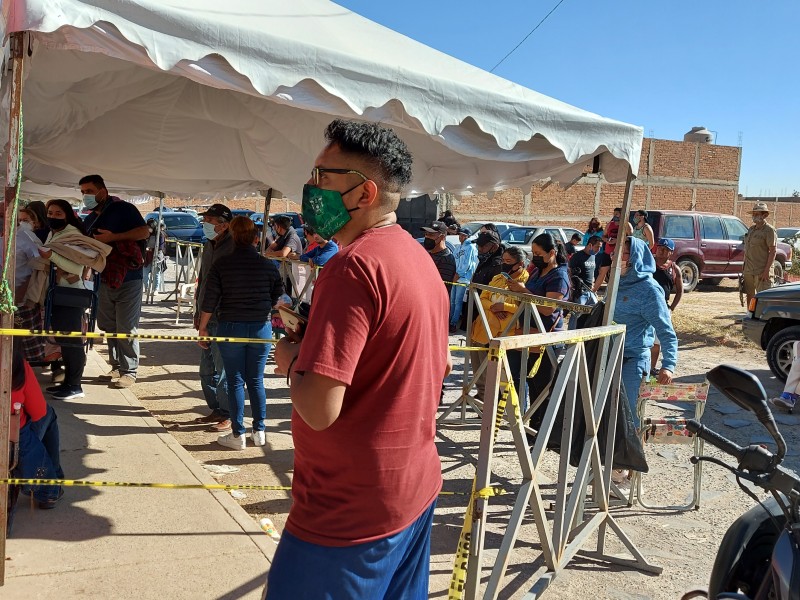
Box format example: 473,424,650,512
1,0,642,197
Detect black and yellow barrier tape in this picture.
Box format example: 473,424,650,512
449,379,519,599
0,478,504,498
0,328,488,353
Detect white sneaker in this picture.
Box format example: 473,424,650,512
99,368,120,382
251,430,266,447
217,432,246,450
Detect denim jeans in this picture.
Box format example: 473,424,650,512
16,414,63,502
216,321,272,436
450,284,467,326
267,501,436,599
568,290,597,330
97,278,143,376
621,351,651,428
199,320,229,417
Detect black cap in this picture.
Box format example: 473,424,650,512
420,221,448,234
200,203,233,221
457,226,471,236
475,231,501,246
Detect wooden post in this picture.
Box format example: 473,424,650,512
259,188,273,256
0,30,26,586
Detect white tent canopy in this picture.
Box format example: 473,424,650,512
1,0,643,197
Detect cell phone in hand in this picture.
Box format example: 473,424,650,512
500,272,512,280
278,306,307,341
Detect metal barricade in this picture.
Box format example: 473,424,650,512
459,325,662,600
438,282,594,432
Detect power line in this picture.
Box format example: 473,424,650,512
490,0,567,73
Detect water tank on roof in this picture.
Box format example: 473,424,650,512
684,126,713,144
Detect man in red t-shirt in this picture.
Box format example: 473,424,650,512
268,120,451,599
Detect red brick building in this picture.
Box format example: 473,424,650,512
448,137,742,229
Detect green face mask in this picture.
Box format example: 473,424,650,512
301,184,360,240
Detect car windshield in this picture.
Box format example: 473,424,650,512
462,222,484,234
161,214,199,229
502,228,534,244
777,228,800,239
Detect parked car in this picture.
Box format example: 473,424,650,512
144,210,205,252
251,211,303,229
636,210,793,292
500,225,585,255
777,227,800,253
231,209,255,219
461,221,518,237
742,282,800,381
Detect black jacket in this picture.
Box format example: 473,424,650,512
471,245,505,286
201,245,284,322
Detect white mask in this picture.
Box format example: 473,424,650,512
18,221,33,232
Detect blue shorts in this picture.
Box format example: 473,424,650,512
265,501,436,600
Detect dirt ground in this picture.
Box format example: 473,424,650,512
115,269,799,600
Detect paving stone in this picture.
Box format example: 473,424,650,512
712,404,742,415
722,418,752,429
656,448,678,461
750,434,776,445
774,413,799,425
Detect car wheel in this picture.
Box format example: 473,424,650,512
677,259,700,292
772,260,785,285
765,325,800,382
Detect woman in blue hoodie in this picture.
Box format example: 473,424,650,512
614,236,678,425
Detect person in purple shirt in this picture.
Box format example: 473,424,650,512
298,224,339,267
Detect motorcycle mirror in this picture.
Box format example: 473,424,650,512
707,364,787,463
707,364,768,414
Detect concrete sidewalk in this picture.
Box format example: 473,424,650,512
4,350,273,599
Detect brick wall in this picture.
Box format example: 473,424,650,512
450,138,742,229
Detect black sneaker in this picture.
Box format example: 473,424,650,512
46,383,68,394
52,386,85,400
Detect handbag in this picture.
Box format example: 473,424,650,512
51,286,94,309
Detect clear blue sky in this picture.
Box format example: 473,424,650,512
337,0,799,198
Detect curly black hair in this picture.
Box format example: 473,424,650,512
324,120,413,194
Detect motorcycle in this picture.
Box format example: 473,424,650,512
681,364,800,600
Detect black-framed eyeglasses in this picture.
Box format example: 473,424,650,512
311,167,369,186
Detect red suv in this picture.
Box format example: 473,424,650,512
633,210,793,292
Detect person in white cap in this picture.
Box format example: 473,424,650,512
742,201,777,307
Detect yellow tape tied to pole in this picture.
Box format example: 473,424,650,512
448,378,520,599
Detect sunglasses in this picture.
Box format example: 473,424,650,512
311,167,369,186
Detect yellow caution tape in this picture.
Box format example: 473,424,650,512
0,328,280,345
172,240,204,248
0,478,501,498
0,328,486,351
1,478,291,491
444,280,470,288
449,380,516,599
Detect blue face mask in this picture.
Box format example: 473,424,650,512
202,222,218,240
589,248,599,256
83,194,97,209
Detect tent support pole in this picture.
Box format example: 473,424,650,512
0,30,26,587
259,188,273,256
580,166,635,518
